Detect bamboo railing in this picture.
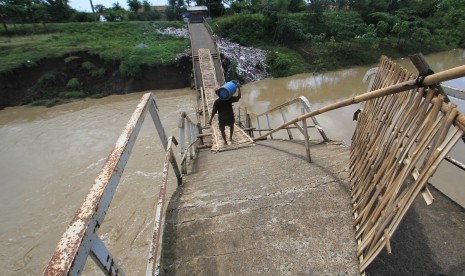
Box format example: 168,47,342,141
350,56,465,272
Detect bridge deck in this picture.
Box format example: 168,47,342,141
199,49,255,151
189,23,254,151
161,140,359,274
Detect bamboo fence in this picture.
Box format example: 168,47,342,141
350,56,465,272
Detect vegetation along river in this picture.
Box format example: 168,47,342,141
0,49,463,274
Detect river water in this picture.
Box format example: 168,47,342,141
0,49,463,274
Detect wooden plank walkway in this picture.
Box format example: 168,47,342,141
193,33,254,151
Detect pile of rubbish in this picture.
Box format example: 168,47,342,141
214,35,270,83
163,26,270,83
156,26,190,39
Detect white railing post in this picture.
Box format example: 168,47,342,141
179,112,186,157
280,107,293,140
187,120,193,160
256,117,262,137
265,114,273,139
302,108,311,163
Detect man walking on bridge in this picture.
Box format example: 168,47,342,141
209,83,242,145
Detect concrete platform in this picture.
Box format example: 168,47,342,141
160,140,359,275
159,139,465,275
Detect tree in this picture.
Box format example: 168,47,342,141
142,0,151,11
105,2,125,21
94,4,104,13
323,10,368,41
307,0,325,14
43,0,71,22
0,8,9,33
112,1,123,10
230,0,250,13
436,0,465,47
167,0,185,20
275,14,305,42
288,0,305,12
127,0,141,12
209,0,224,17
32,1,50,28
0,0,30,31
391,21,409,49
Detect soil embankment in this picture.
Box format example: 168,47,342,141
0,52,192,109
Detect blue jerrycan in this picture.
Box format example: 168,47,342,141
217,80,238,101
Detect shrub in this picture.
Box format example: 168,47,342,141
72,12,94,22
266,51,293,77
119,53,144,78
66,78,82,91
82,61,97,71
45,99,63,107
91,68,106,77
38,72,57,85
82,62,106,77
59,91,86,98
212,14,268,46
31,99,48,106
90,93,107,99
275,16,306,43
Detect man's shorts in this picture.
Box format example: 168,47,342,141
218,117,234,132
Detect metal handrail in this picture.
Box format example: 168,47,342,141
203,17,225,84
43,93,182,276
251,96,330,162
147,136,182,275
179,112,200,174
253,96,330,142
441,84,465,101
187,23,199,93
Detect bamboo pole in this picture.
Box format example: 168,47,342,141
359,128,463,271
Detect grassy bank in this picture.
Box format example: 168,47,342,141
0,21,189,76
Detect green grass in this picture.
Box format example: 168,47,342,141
0,21,189,74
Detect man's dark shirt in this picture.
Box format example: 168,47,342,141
212,94,241,126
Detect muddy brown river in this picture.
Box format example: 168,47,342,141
0,49,464,274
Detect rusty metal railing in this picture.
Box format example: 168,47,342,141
43,93,182,276
147,136,182,275
179,112,200,174
252,96,330,162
